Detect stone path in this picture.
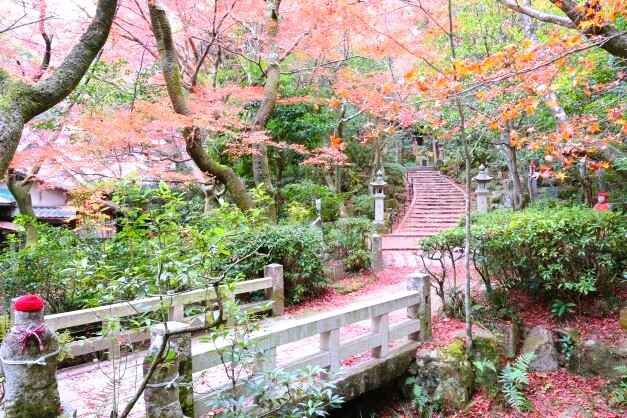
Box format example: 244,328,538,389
383,167,465,251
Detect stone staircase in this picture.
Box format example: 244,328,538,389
383,167,465,250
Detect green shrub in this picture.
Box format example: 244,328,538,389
350,194,374,219
383,162,407,187
226,224,328,304
281,182,342,222
286,201,313,222
0,223,89,312
324,217,374,272
475,206,625,302
0,182,261,312
429,205,626,306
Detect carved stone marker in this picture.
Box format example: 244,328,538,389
371,234,383,272
0,295,62,418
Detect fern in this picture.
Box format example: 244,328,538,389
406,377,433,418
607,365,627,408
499,352,536,412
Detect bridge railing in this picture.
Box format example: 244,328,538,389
21,264,284,358
191,273,431,417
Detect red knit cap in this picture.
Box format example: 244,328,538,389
14,294,45,312
598,192,609,198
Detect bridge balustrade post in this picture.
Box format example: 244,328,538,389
320,328,340,374
371,313,389,359
253,347,277,373
167,299,185,322
264,264,284,316
406,272,432,342
102,314,121,360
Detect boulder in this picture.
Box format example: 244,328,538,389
411,340,474,411
568,340,627,380
620,307,627,330
521,325,558,372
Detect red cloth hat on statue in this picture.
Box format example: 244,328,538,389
598,192,609,199
14,294,45,312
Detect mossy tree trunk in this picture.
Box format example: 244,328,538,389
7,170,39,247
148,1,254,213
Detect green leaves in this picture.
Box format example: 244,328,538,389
550,299,577,320
499,352,536,412
433,205,626,310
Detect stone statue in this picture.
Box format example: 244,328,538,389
0,295,62,418
593,192,611,212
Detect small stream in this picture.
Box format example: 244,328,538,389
329,381,410,418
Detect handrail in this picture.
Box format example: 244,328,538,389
16,264,285,359
191,275,431,417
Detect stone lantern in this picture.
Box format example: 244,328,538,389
473,164,493,213
370,170,387,228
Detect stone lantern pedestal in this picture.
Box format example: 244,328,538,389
473,165,493,213
370,170,389,233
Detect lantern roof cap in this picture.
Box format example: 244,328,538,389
473,164,493,182
370,170,387,186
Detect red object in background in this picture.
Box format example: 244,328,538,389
594,192,610,212
13,294,45,312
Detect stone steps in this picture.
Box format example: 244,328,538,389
384,167,465,250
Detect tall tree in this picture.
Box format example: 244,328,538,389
0,0,119,176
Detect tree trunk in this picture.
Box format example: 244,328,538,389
498,0,627,59
148,2,254,213
7,176,38,247
250,0,282,220
499,132,526,210
0,107,24,176
448,0,473,355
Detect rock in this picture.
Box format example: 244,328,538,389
554,327,580,366
555,327,580,342
620,307,627,330
521,325,558,372
568,340,627,380
411,340,474,410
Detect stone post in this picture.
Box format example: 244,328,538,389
371,234,383,272
143,330,187,418
264,264,284,316
406,272,432,342
473,164,493,213
151,322,193,417
0,295,62,418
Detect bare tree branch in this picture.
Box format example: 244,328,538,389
496,0,573,28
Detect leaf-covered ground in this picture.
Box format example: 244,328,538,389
298,261,625,418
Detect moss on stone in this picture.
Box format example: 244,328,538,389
441,339,465,361
473,335,501,363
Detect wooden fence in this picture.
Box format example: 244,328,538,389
24,264,284,358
